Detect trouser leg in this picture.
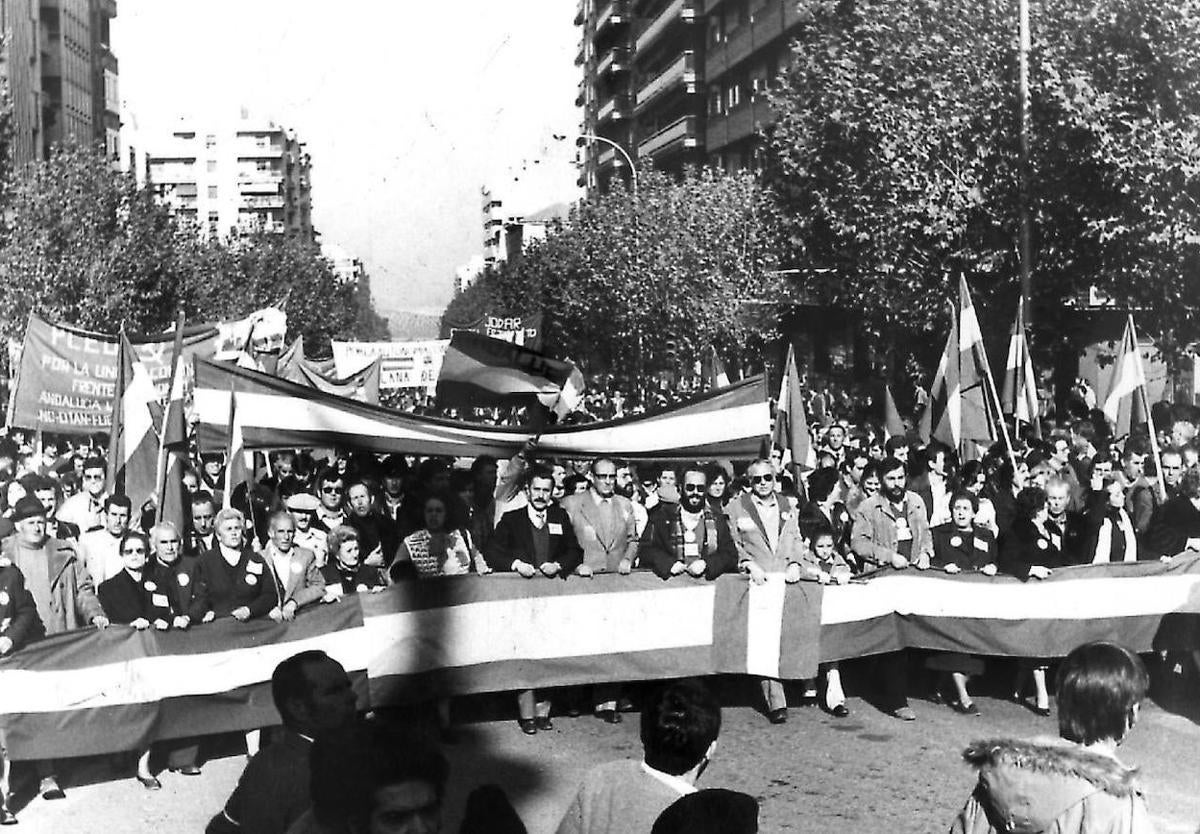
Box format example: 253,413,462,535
593,683,620,713
517,690,535,721
876,652,909,711
760,678,787,712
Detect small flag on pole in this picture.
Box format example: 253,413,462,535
157,313,191,531
107,331,163,511
883,384,905,441
773,344,816,472
701,346,731,390
1100,315,1149,441
1002,302,1041,438
223,385,251,511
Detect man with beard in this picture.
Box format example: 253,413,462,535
725,459,806,725
485,467,583,734
640,465,737,581
615,461,648,538
850,457,932,721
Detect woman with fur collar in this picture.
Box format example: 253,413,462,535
950,641,1154,834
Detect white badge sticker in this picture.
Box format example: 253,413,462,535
683,529,697,544
973,537,990,552
895,518,913,542
548,523,563,536
291,561,305,574
950,536,963,548
144,581,157,592
151,593,170,608
245,574,259,586
683,542,700,558
177,573,190,587
1037,539,1048,550
0,591,9,606
246,561,263,575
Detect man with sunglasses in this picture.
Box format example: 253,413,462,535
55,455,107,533
640,466,737,582
314,470,348,534
561,458,640,722
725,459,807,725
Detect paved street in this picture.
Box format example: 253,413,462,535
10,679,1200,834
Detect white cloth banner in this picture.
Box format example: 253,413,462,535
331,340,449,391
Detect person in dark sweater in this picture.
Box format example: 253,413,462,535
189,508,278,622
1147,467,1200,559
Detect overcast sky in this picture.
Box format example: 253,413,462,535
113,1,582,321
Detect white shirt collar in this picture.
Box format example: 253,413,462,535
640,762,696,797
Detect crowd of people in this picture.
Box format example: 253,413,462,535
0,397,1198,829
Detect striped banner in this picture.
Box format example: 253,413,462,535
3,560,1200,759
193,359,770,460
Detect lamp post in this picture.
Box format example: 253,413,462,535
553,133,638,195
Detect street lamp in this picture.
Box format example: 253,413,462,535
553,133,638,194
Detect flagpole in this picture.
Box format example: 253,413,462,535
223,381,237,509
155,311,187,524
106,325,127,495
1128,316,1168,501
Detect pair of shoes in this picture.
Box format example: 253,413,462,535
595,709,621,725
951,701,981,716
829,704,850,718
891,706,917,722
136,774,162,791
172,765,202,776
517,718,538,735
767,708,788,724
1033,703,1052,717
535,716,554,732
0,803,15,826
38,777,65,801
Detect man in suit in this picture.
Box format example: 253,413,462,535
725,459,810,725
261,511,325,621
485,466,583,735
207,650,358,834
561,457,640,721
187,491,219,558
640,465,737,581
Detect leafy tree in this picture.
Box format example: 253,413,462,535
763,0,1200,379
448,167,785,402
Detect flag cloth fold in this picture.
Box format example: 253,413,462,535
157,347,190,531
701,346,731,389
1002,302,1041,438
222,386,250,511
1101,315,1149,440
773,345,815,471
883,385,904,441
435,331,584,420
107,332,162,510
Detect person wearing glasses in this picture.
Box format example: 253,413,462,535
850,456,933,721
641,465,737,582
99,530,174,790
725,459,807,725
55,455,107,533
313,469,348,534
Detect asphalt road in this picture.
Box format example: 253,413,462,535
7,673,1200,834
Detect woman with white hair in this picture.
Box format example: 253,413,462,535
188,507,278,622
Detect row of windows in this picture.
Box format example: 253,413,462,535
706,64,775,116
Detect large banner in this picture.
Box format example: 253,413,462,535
331,339,449,392
193,359,771,460
447,313,542,348
8,315,223,433
2,560,1199,760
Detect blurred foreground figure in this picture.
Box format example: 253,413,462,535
949,641,1154,834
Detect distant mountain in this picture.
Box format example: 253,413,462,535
384,309,442,340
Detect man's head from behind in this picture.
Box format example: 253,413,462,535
652,789,760,834
640,679,721,778
310,723,448,834
272,650,357,738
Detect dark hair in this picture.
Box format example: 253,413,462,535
702,463,727,484
949,490,979,514
879,456,905,479
191,490,216,510
1013,486,1047,521
808,522,836,547
104,493,132,513
524,465,554,490
640,679,721,776
119,529,150,555
884,437,908,454
310,723,448,829
82,455,106,474
563,473,589,494
1056,642,1148,746
317,468,344,489
652,789,760,834
807,467,839,503
470,455,498,478
272,650,335,730
1181,468,1200,500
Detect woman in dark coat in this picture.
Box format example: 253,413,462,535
997,486,1061,716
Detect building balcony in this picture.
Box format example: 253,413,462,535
596,44,632,76
595,0,631,33
706,98,775,153
576,40,586,66
635,0,697,53
237,146,285,160
598,94,632,123
635,50,699,110
638,115,699,158
243,195,286,210
238,176,283,195
576,80,587,107
575,0,586,25
705,0,791,81
597,146,616,169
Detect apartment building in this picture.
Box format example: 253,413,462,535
576,0,804,191
144,114,314,240
0,0,119,168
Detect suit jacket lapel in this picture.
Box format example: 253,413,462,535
742,495,771,550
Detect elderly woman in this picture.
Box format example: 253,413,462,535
188,507,277,623
321,525,385,599
998,486,1062,716
950,642,1153,833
